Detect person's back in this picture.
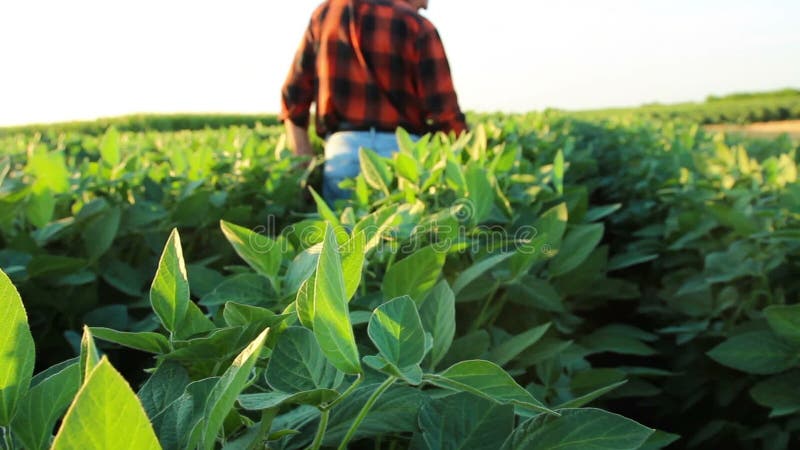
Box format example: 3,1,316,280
281,0,466,201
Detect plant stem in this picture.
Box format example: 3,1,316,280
337,376,397,450
2,427,13,450
309,409,330,450
324,374,363,411
468,281,501,333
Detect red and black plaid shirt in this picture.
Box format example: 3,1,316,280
280,0,467,137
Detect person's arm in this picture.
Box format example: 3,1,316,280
415,23,468,134
285,119,313,157
280,19,317,156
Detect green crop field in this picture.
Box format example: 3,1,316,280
0,93,799,449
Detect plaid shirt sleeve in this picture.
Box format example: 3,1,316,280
415,23,467,135
280,21,317,128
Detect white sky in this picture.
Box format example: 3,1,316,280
1,0,798,126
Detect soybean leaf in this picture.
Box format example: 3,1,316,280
90,327,171,354
238,390,340,410
173,301,215,341
199,274,277,309
419,392,514,450
99,126,121,166
553,150,564,195
296,274,316,329
313,224,361,374
363,354,424,385
383,246,447,302
164,327,246,362
637,430,681,450
465,164,494,224
420,281,456,369
426,360,555,415
151,377,218,450
11,362,80,450
138,361,190,420
222,302,289,329
707,331,799,375
341,231,366,301
395,152,420,183
360,147,393,194
453,251,514,297
368,296,427,369
509,277,565,313
284,245,320,296
749,371,800,417
324,384,424,445
488,323,551,367
0,269,35,426
82,205,122,262
51,357,162,450
79,326,101,385
548,223,605,277
308,187,349,244
266,327,343,393
501,408,654,450
150,229,190,335
197,328,270,450
765,305,800,344
555,379,628,409
220,220,282,292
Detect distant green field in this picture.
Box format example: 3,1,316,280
566,88,800,124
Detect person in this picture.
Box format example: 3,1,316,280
280,0,467,201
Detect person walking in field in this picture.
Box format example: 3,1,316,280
280,0,467,201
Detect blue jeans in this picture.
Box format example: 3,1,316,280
323,130,414,202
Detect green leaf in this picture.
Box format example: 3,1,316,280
395,152,420,183
266,327,343,393
368,296,427,369
420,281,456,369
453,252,514,296
100,126,121,166
749,371,800,417
238,390,340,410
324,384,424,445
51,357,163,450
220,220,282,292
765,305,800,344
580,326,658,357
296,274,316,329
382,246,446,303
151,377,218,450
708,331,799,375
488,323,551,367
150,229,190,335
419,392,514,450
11,362,80,450
557,376,628,409
173,301,215,340
82,205,121,262
163,327,246,362
360,147,393,194
26,254,86,279
308,187,349,244
465,164,494,224
363,354,424,385
25,189,56,228
0,269,35,426
79,326,101,385
636,430,681,450
198,328,270,450
313,224,361,374
90,327,171,354
341,231,366,301
137,361,190,420
510,204,569,279
222,302,288,329
427,360,555,415
553,149,564,195
199,273,277,309
502,408,654,450
548,223,605,277
509,277,565,313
